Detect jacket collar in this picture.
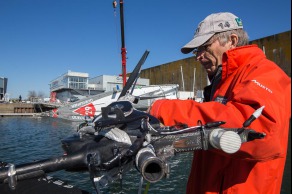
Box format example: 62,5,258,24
221,44,265,80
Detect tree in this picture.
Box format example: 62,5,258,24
27,90,46,102
37,91,45,99
27,91,37,99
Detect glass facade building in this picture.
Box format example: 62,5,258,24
0,77,8,100
50,70,89,92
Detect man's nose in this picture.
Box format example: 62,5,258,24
196,50,205,61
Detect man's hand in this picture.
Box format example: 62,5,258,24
146,100,156,113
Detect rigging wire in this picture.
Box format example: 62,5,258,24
112,0,122,62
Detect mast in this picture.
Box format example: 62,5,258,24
114,0,127,86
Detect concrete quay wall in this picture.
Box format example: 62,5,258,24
0,103,36,113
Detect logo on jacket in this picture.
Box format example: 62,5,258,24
214,96,228,104
251,80,273,93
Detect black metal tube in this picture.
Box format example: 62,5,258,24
119,0,125,48
0,152,86,183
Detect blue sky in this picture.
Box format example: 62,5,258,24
0,0,291,99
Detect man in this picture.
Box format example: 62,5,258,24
149,12,291,194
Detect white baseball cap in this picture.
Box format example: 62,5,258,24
181,12,243,54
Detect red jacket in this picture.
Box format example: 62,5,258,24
150,45,291,194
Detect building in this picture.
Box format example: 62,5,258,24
89,75,149,92
49,70,149,102
0,77,8,101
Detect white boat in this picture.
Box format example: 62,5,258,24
49,84,179,122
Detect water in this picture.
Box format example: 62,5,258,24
0,117,290,194
0,117,191,194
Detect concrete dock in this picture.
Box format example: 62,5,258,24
0,112,42,117
0,102,57,117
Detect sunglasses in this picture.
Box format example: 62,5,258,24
192,40,215,57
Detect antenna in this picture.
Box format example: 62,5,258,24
118,50,150,99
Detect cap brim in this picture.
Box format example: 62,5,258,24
181,33,215,54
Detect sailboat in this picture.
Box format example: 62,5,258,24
49,84,178,121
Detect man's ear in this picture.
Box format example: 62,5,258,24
230,34,239,48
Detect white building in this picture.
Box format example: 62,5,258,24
89,75,149,92
49,70,149,102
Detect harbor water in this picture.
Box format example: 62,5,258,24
0,117,290,194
